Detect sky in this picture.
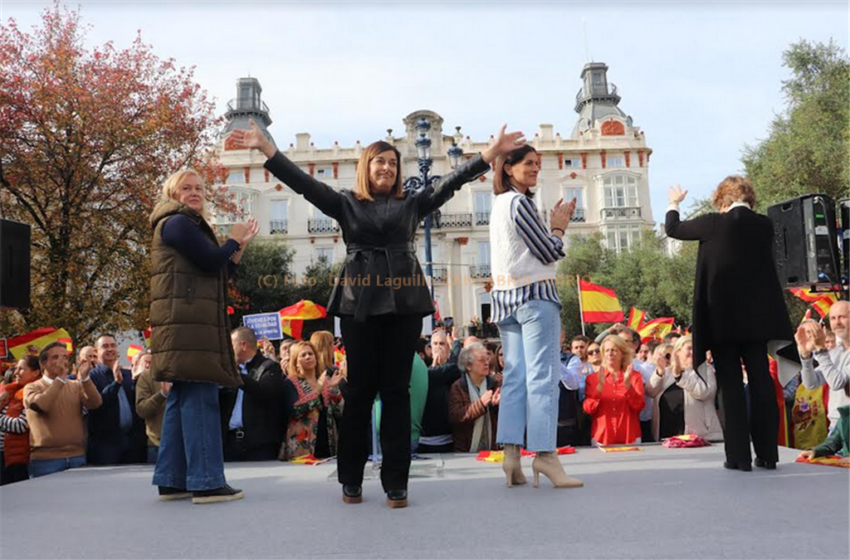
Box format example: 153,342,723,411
3,0,848,225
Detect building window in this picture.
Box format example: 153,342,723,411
270,200,288,234
602,175,638,208
474,191,492,225
564,187,586,222
316,167,334,178
227,169,245,184
563,158,581,168
315,247,334,262
606,155,625,168
605,225,642,253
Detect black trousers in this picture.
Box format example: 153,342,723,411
713,341,779,464
338,314,422,491
223,431,278,462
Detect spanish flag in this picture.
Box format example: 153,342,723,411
289,454,323,465
788,288,840,319
8,328,73,359
638,317,675,342
279,300,327,340
627,307,647,331
334,346,346,367
127,344,144,364
579,279,624,323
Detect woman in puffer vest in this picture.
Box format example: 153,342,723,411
149,169,259,504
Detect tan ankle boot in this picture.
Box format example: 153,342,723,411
531,452,583,489
502,444,527,488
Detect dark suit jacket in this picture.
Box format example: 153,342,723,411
665,206,794,372
220,352,295,450
88,364,145,443
264,152,490,321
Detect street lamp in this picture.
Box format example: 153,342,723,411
404,117,463,329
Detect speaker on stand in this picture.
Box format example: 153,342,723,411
0,218,32,310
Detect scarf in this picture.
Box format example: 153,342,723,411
466,374,491,452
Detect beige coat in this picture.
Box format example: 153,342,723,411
645,366,723,442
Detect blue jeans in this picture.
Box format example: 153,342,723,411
147,445,159,465
29,455,86,478
152,381,226,491
496,299,561,452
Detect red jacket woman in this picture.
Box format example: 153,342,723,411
1,356,41,484
583,335,645,445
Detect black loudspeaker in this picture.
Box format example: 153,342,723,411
0,219,31,310
767,195,841,289
840,198,849,285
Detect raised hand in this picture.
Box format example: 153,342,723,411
795,325,816,358
328,369,345,388
623,365,633,389
112,360,124,385
482,124,526,164
242,217,260,245
492,387,501,406
229,119,275,157
77,359,93,381
668,184,688,205
550,197,577,233
480,389,494,407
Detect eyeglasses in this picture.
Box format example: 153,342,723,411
587,349,601,355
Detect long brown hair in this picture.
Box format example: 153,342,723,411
309,331,335,373
353,141,404,202
493,145,538,199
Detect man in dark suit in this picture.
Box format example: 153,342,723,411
666,178,795,471
88,334,147,464
222,327,294,461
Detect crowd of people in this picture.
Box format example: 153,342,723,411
3,299,847,489
2,127,848,511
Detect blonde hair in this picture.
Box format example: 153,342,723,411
288,341,319,380
711,175,756,211
309,331,335,373
601,334,634,373
161,168,208,219
671,335,693,376
353,141,404,202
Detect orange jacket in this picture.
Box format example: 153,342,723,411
2,380,35,466
583,368,645,445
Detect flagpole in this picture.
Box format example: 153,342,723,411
576,275,586,336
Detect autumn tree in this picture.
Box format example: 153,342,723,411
0,3,232,343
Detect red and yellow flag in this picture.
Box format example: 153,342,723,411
7,328,73,359
788,288,840,319
143,326,152,347
579,280,624,323
638,317,675,343
289,453,323,465
627,307,646,331
279,300,327,340
127,344,144,364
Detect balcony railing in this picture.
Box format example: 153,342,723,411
419,213,473,229
469,264,491,280
226,98,271,114
269,220,288,235
308,219,341,234
475,211,491,226
571,208,586,222
430,267,448,283
600,207,642,220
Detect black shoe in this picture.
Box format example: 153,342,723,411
342,485,362,504
754,457,777,470
157,486,191,501
386,489,408,509
723,461,752,472
192,484,244,504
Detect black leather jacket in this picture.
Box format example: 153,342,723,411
265,151,490,321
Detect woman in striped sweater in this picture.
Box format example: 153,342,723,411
489,145,582,489
0,356,41,485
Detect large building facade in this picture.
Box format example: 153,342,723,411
215,63,654,328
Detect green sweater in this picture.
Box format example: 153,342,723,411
813,404,849,458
